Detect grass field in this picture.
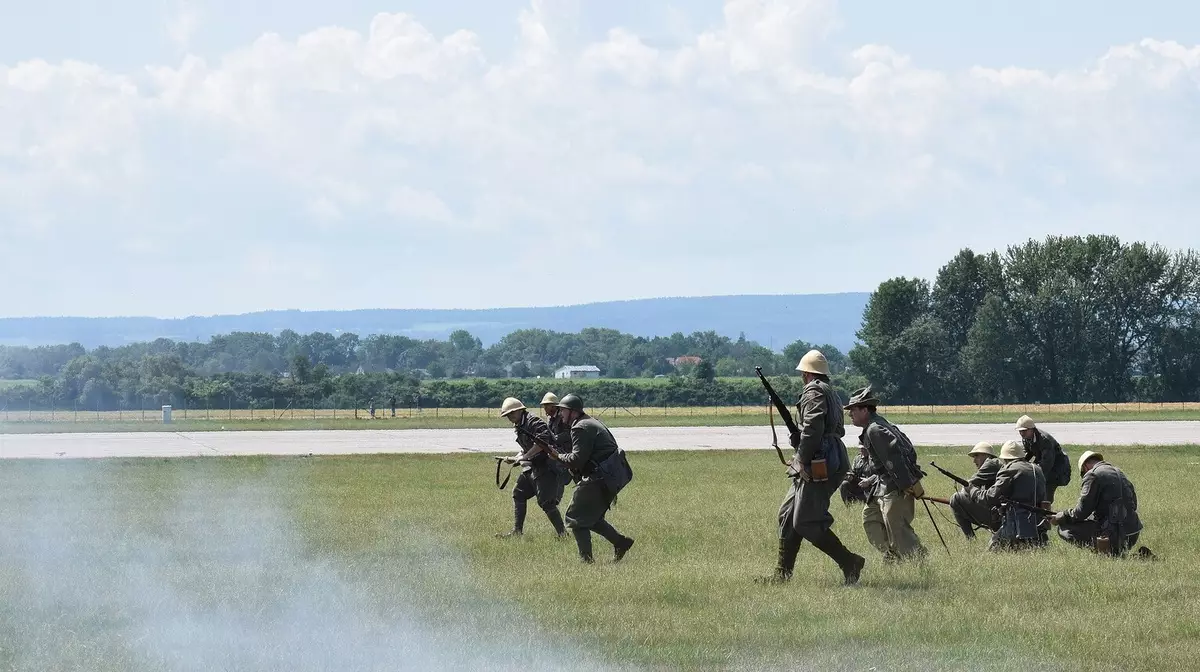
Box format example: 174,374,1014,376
3,402,1200,434
1,446,1194,670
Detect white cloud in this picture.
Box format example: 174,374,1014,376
2,1,1200,317
166,1,202,51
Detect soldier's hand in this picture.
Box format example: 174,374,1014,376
504,456,518,465
788,431,801,448
798,466,812,482
859,478,872,491
906,481,925,499
1049,512,1065,526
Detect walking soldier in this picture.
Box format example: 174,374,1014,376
495,397,568,538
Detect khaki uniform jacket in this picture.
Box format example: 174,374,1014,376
859,413,921,496
985,460,1047,508
513,413,555,474
1061,462,1142,535
968,458,1003,489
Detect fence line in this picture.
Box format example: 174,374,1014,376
1,401,1199,424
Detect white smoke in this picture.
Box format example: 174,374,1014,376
0,459,632,671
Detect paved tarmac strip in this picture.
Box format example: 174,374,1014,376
0,422,1197,459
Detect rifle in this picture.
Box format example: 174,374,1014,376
920,495,951,506
930,461,971,489
512,423,562,462
1001,498,1057,517
754,366,796,468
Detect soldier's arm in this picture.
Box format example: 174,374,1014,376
1062,471,1100,523
984,469,1014,506
513,417,554,461
557,422,596,469
968,460,1000,488
795,387,825,463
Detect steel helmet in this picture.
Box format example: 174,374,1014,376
499,397,527,417
556,394,584,412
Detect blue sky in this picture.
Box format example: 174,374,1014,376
2,0,1199,317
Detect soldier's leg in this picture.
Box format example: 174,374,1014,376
806,527,865,586
592,517,635,561
882,490,925,558
571,528,594,563
949,491,977,539
498,472,536,538
1044,485,1058,507
565,480,609,562
1057,520,1098,549
534,469,567,536
758,483,804,583
861,498,890,553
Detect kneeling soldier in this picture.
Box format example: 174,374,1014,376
846,385,927,563
984,440,1048,551
949,442,1002,539
1050,451,1147,557
496,397,567,538
553,394,635,563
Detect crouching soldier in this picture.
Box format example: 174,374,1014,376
759,350,863,586
1051,451,1150,558
984,440,1048,551
949,442,1002,539
1016,415,1070,504
846,386,927,563
551,394,635,563
496,397,567,538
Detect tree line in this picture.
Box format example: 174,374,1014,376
0,326,857,411
850,235,1200,404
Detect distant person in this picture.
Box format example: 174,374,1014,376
758,350,862,586
949,442,1003,539
389,395,397,417
496,397,568,538
984,441,1048,551
551,394,634,563
1016,415,1070,504
1051,451,1151,558
845,385,927,563
368,399,375,419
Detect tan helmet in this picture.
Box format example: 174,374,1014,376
796,349,830,376
998,440,1024,461
1015,415,1036,430
540,392,559,406
968,442,996,458
1078,450,1103,476
499,397,527,417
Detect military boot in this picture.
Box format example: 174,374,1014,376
755,537,801,585
811,530,865,586
572,528,595,563
544,508,567,537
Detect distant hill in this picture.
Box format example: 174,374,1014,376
0,293,870,352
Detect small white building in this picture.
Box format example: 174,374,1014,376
554,365,601,379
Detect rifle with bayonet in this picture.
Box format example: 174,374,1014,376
753,366,797,470
929,461,971,489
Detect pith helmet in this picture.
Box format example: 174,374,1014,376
843,385,879,410
540,392,559,406
556,393,584,412
999,440,1024,460
499,397,527,417
968,442,996,458
1015,415,1036,430
1078,450,1104,476
796,349,830,376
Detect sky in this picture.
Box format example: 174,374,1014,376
2,0,1199,318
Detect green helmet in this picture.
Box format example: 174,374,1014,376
556,393,584,412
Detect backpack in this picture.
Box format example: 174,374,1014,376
1050,443,1071,488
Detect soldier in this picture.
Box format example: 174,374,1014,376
551,394,635,563
842,440,888,555
758,350,863,586
495,397,567,539
984,440,1048,551
1016,415,1070,504
1050,451,1148,558
541,391,574,488
948,442,1002,539
845,386,927,563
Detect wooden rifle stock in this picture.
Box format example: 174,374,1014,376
920,496,951,506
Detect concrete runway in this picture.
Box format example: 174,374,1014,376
0,421,1197,459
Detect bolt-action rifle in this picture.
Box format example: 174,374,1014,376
1000,498,1057,517
513,423,584,485
753,366,798,471
930,461,971,489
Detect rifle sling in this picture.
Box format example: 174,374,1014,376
495,457,516,490
768,403,789,467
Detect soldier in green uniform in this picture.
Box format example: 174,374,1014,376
1050,451,1148,557
495,397,567,538
540,392,573,455
759,350,863,586
984,440,1048,551
1016,415,1070,504
845,386,927,562
550,394,635,563
949,442,1002,539
842,440,888,554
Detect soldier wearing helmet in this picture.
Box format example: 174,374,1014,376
495,396,568,539
948,442,1003,539
540,392,573,456
1050,452,1148,558
1015,415,1070,504
551,394,635,564
983,440,1049,551
845,385,927,563
759,349,864,586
